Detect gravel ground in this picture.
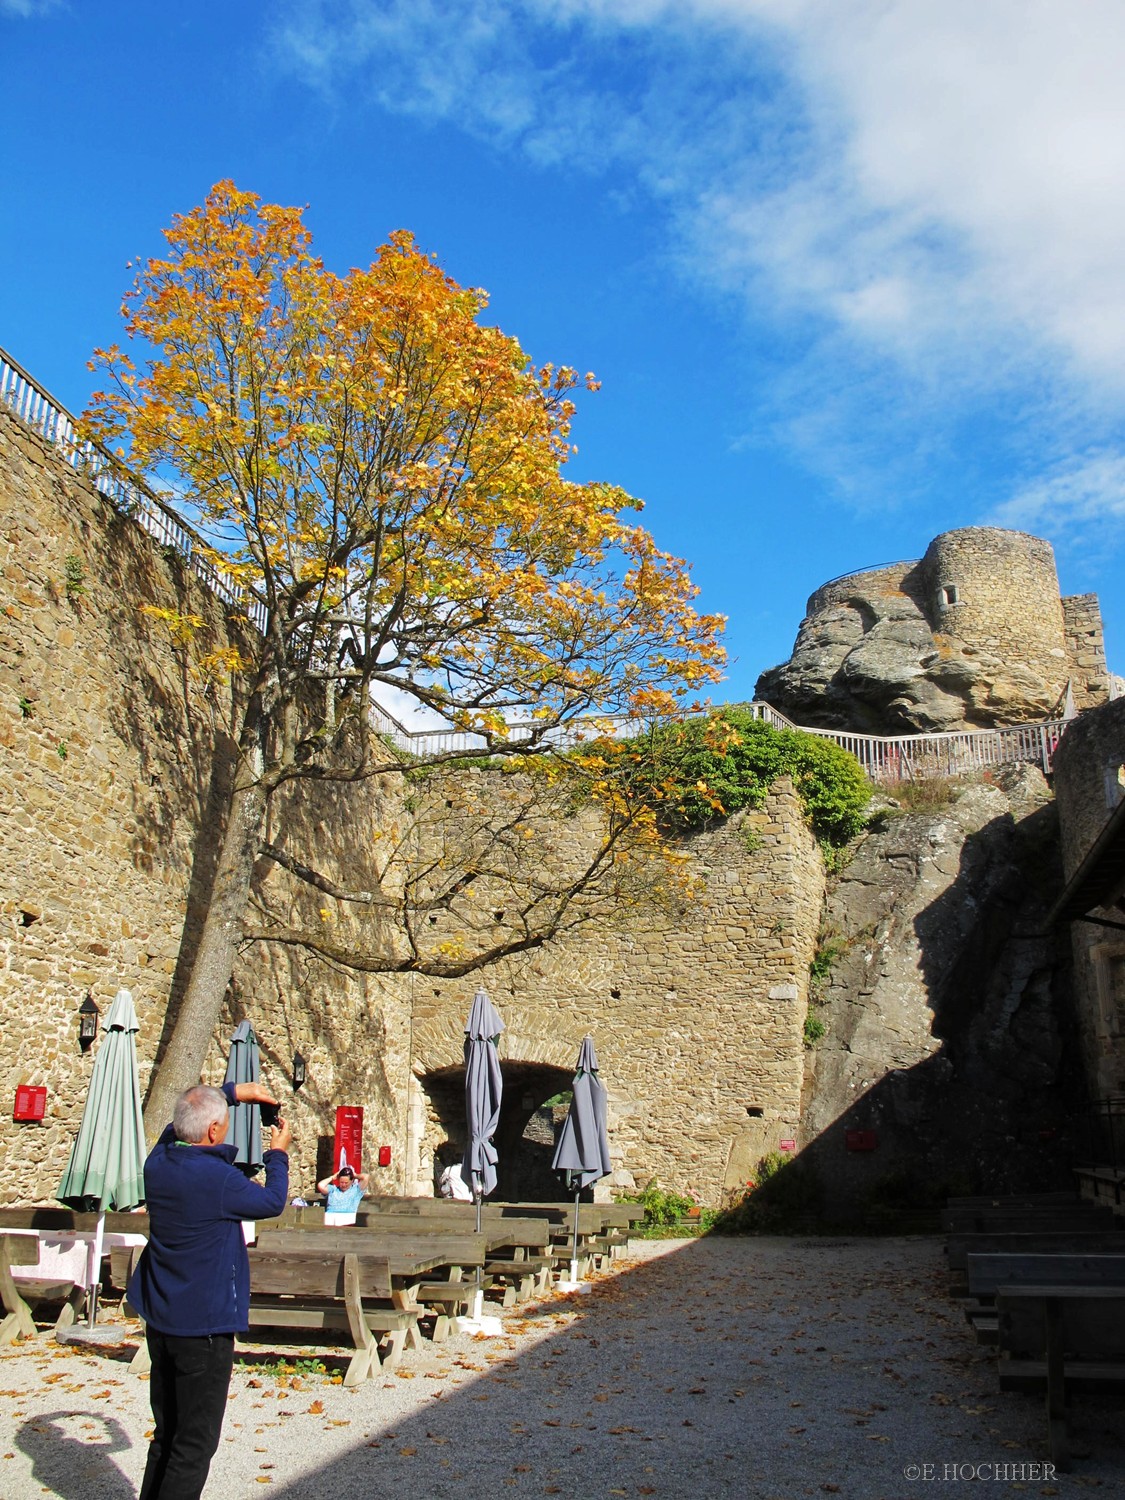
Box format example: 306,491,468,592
0,1236,1120,1500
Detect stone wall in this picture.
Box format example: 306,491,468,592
0,406,235,1200
923,527,1067,687
0,408,825,1207
1052,697,1125,1096
1061,594,1112,711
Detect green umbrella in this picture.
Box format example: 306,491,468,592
57,988,147,1326
57,988,147,1213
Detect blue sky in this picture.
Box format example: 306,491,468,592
4,0,1124,706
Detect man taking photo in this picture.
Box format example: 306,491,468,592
128,1079,290,1500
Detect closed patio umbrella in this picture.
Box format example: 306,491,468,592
461,987,505,1232
223,1019,263,1170
552,1035,611,1285
57,988,147,1323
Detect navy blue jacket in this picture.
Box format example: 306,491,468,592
128,1083,289,1336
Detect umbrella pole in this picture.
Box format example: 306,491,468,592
86,1211,105,1328
473,1188,484,1318
570,1183,581,1284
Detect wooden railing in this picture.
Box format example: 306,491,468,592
1,343,1072,779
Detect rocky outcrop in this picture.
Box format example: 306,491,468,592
756,529,1111,733
798,765,1085,1217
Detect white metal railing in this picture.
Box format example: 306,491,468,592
1,342,1073,779
0,346,267,631
745,701,1067,778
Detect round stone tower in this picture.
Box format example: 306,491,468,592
922,527,1069,688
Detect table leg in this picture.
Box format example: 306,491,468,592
1044,1296,1069,1472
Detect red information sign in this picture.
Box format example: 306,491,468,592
845,1129,878,1152
333,1106,364,1174
778,1138,796,1152
13,1085,47,1122
378,1145,392,1168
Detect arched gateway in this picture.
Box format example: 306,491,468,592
409,1018,582,1199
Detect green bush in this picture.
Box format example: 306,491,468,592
623,709,870,848
712,1150,820,1234
621,1180,718,1236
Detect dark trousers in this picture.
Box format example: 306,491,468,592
139,1329,235,1500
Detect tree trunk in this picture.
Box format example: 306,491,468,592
142,748,269,1140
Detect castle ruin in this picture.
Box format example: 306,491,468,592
757,527,1113,734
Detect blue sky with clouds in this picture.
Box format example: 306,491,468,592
3,0,1123,707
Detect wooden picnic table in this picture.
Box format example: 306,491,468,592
0,1208,148,1334
256,1227,500,1340
996,1283,1125,1470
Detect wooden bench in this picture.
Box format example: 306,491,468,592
131,1247,411,1384
963,1252,1125,1345
247,1249,409,1383
943,1205,1114,1234
946,1192,1078,1210
255,1227,486,1341
1,1233,52,1344
995,1285,1125,1470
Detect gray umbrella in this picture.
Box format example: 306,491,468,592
462,988,505,1231
222,1020,262,1169
552,1035,611,1281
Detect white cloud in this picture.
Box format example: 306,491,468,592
273,1,1125,383
271,0,1125,519
1,0,60,15
992,454,1125,552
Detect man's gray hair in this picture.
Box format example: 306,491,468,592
173,1085,229,1143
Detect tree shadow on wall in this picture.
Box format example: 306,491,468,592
91,511,245,1089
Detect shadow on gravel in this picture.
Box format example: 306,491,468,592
15,1411,135,1500
252,1235,1120,1500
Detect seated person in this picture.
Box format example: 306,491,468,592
438,1160,472,1201
316,1164,368,1214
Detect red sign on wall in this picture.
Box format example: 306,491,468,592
13,1086,47,1122
333,1106,364,1174
845,1129,878,1152
779,1139,796,1152
378,1145,392,1168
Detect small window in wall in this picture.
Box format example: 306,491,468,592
941,584,960,606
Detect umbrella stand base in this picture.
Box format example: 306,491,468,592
57,1324,129,1348
557,1257,592,1293
452,1285,503,1336
453,1314,505,1336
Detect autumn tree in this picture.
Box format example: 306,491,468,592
87,183,724,1133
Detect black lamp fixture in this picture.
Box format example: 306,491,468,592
78,992,100,1052
292,1051,307,1091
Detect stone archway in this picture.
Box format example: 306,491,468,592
414,1057,577,1201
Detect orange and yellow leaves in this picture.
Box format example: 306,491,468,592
85,180,725,741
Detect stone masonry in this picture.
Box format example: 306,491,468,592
0,409,824,1207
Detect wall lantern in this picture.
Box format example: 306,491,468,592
292,1051,307,1091
78,992,100,1052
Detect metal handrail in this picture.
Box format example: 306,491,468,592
812,558,921,593
0,343,1076,775
0,345,267,632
